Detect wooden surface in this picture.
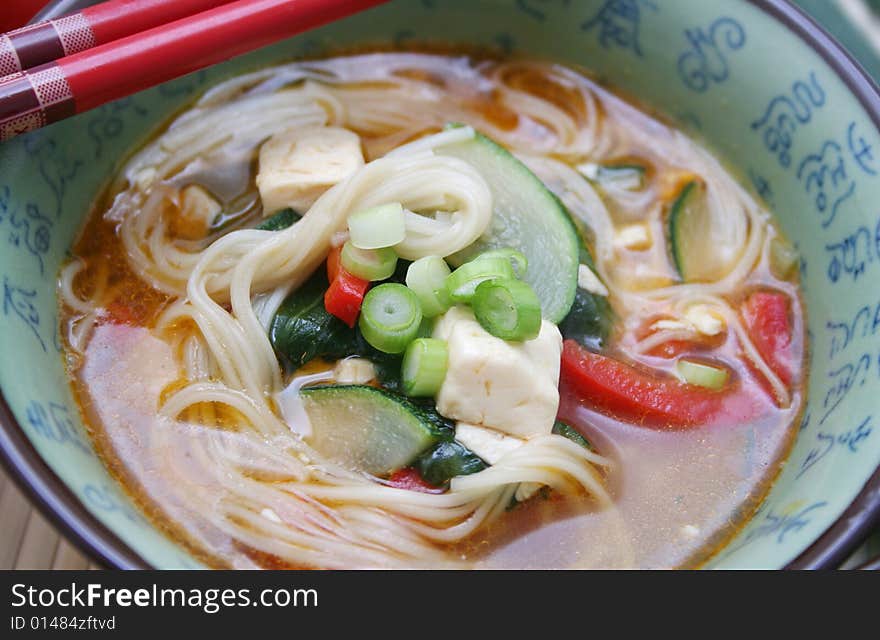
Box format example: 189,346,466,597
0,467,100,570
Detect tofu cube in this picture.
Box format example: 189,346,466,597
578,264,608,296
455,422,524,464
169,184,221,240
433,306,562,439
614,223,652,251
256,126,364,215
334,357,376,385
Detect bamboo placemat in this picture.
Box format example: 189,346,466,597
0,467,100,570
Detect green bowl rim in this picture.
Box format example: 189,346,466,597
0,0,878,570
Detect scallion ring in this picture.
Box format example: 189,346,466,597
474,248,528,279
347,202,406,249
406,256,452,317
359,283,423,354
341,241,398,281
675,359,729,390
401,338,448,397
445,257,515,303
472,278,542,341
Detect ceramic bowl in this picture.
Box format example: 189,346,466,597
1,0,879,568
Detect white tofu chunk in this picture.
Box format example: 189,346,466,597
577,264,608,297
333,357,376,385
256,126,364,215
684,304,725,336
613,223,651,250
455,422,540,501
455,422,524,464
171,184,221,240
433,306,562,439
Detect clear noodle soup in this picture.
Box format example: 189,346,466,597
59,50,805,569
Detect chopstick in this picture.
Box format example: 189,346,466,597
1,0,239,75
0,0,388,142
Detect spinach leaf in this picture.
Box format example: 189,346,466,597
416,440,486,486
270,266,408,380
270,270,359,370
559,236,614,352
552,419,593,451
257,208,300,231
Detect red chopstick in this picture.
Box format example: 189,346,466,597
1,0,238,75
0,0,388,142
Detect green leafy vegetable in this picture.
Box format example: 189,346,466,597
559,236,614,352
415,440,487,486
300,385,446,476
257,207,300,231
270,270,358,370
552,420,593,450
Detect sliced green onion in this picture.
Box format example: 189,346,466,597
445,257,515,303
474,248,528,278
472,278,541,341
769,236,799,280
341,241,398,281
578,163,646,191
675,358,729,390
401,338,448,397
417,316,436,338
406,256,452,317
359,283,423,354
348,202,405,249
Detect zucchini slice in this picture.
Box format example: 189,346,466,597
300,385,444,476
668,180,725,282
437,131,579,323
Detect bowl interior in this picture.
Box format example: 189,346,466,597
1,0,879,568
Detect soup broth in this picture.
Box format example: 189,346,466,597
60,51,805,569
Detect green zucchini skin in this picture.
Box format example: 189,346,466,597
668,180,731,283
438,130,579,323
668,181,697,280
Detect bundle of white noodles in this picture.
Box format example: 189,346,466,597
59,53,787,567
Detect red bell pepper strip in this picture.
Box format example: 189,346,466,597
324,247,369,328
385,467,442,493
326,246,343,283
560,340,754,429
741,291,794,387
